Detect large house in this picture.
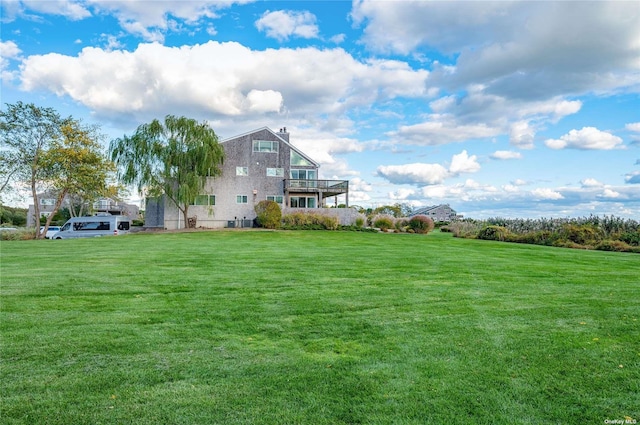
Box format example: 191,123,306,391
411,204,461,222
145,127,353,229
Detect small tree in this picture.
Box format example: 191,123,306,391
0,102,66,237
110,115,224,228
38,120,114,237
255,200,282,229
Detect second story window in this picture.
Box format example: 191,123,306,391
267,168,284,177
236,195,248,204
253,140,278,153
236,166,248,176
290,169,316,180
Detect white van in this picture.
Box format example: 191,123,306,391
52,215,131,239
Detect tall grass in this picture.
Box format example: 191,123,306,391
446,216,640,252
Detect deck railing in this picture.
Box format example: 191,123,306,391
286,179,348,190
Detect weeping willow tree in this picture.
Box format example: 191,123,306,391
109,116,224,228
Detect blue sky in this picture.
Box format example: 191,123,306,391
1,0,639,218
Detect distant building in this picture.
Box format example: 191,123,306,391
411,204,461,222
27,193,140,227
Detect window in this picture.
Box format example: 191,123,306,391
236,195,248,204
253,140,278,153
193,195,215,206
267,168,284,177
290,169,316,180
290,196,316,208
74,221,110,231
117,221,130,231
236,167,248,176
40,198,55,206
267,195,284,204
291,150,313,166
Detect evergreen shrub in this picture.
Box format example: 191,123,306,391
255,200,282,229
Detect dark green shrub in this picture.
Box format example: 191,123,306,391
617,231,640,246
477,225,510,242
408,215,435,234
255,200,282,229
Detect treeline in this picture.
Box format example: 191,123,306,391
0,206,27,226
443,215,640,253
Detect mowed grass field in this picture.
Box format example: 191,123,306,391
1,230,638,424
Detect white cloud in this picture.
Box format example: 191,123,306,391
449,150,480,175
245,89,283,113
626,122,640,132
545,127,624,150
352,1,640,100
14,0,92,20
601,189,620,199
330,34,346,44
0,40,22,82
581,178,603,188
509,121,535,149
626,171,640,184
531,188,564,200
18,41,428,123
390,120,500,146
490,150,522,160
255,10,319,41
376,163,449,186
502,184,520,193
376,150,480,186
389,188,416,201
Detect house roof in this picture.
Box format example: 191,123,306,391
412,204,456,216
221,126,320,168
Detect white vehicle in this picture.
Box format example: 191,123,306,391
52,215,131,239
40,226,61,239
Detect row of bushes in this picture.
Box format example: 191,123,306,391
0,228,36,241
254,201,435,234
443,217,640,253
370,214,435,234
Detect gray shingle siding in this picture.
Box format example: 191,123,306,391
148,127,351,229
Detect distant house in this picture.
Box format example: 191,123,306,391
27,193,140,227
411,204,460,222
145,127,356,229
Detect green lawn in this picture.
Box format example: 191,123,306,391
1,230,638,424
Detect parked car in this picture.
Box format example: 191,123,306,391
52,215,131,239
39,226,61,239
